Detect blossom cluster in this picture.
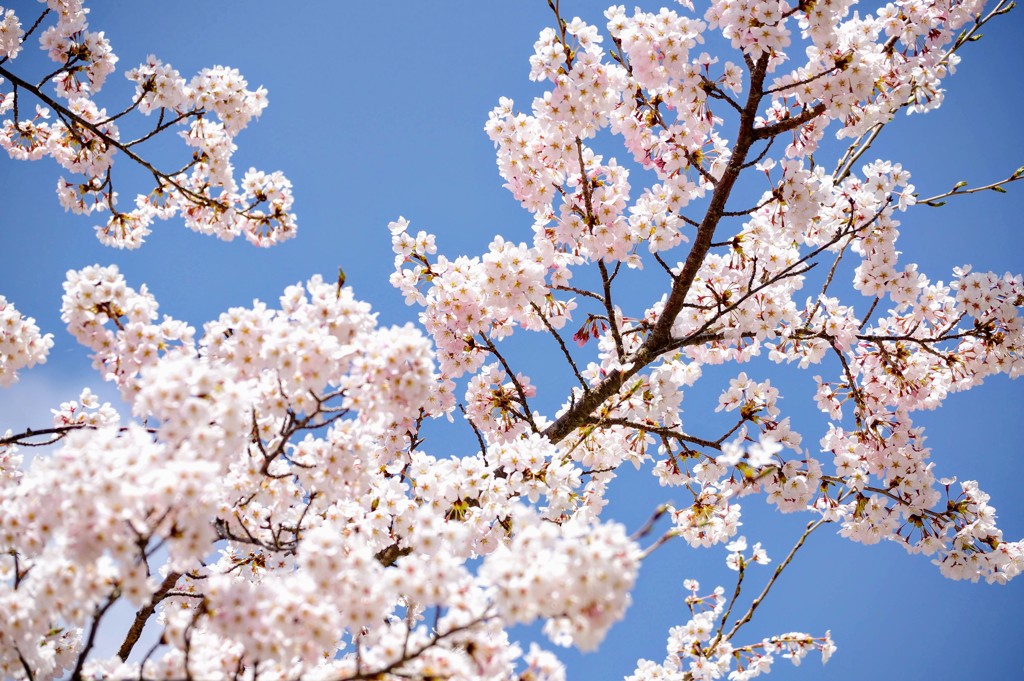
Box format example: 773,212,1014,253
2,265,623,679
0,7,22,59
50,387,118,429
389,217,576,380
481,508,640,651
0,294,53,387
389,0,1023,596
0,0,295,248
627,557,834,681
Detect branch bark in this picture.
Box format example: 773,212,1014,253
544,54,778,444
117,571,183,661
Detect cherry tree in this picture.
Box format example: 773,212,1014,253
0,0,1021,679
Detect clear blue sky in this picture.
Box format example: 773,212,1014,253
1,1,1021,679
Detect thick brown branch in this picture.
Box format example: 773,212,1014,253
647,55,769,351
117,571,182,661
544,55,772,444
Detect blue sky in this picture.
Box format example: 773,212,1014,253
1,1,1022,679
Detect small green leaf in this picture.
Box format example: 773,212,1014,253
992,185,1008,193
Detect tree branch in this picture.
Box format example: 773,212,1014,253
117,571,183,661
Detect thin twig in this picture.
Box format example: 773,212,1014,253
723,516,829,642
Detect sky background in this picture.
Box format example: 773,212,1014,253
1,1,1022,679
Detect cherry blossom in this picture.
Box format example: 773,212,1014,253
0,295,53,387
0,1,296,248
0,0,1021,678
